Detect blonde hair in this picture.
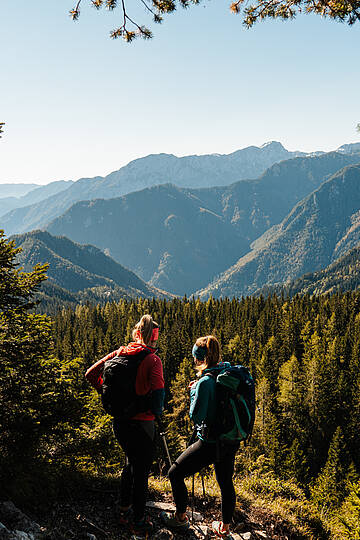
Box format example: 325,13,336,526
195,335,221,374
132,314,159,346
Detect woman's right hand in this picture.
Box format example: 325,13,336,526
188,380,197,390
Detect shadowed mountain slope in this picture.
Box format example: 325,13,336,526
47,184,248,295
198,164,360,298
12,230,170,303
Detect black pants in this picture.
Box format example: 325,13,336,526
168,439,239,524
113,419,155,522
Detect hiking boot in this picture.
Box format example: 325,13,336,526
131,516,154,535
160,511,190,530
211,521,233,539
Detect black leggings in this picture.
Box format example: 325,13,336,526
168,439,239,524
113,419,155,522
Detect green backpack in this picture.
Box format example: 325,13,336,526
208,365,256,443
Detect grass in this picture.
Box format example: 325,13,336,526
149,469,329,539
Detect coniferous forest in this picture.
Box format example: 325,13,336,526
1,231,360,539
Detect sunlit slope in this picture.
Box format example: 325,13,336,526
198,164,360,298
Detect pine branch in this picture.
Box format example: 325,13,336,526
69,0,82,20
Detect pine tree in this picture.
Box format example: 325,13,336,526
165,356,196,457
336,481,360,539
311,426,347,514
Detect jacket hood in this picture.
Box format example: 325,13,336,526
116,342,156,356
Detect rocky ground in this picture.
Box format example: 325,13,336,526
0,489,298,540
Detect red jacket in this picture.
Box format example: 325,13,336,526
85,342,164,421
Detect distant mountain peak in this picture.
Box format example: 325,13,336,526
336,142,360,155
260,141,286,150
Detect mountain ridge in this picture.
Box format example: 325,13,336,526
198,164,360,298
12,230,172,304
0,142,309,236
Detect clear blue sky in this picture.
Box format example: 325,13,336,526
1,0,359,184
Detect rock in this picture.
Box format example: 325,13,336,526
239,533,253,540
0,503,41,538
0,522,11,540
186,510,203,523
146,501,203,522
13,533,34,540
147,502,175,512
254,531,268,539
152,528,174,540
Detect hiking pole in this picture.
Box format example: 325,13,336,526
157,418,172,468
200,472,206,498
191,474,195,522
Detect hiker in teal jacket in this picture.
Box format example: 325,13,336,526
189,360,231,442
161,335,239,538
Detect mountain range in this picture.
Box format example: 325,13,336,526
12,230,171,307
0,142,315,236
46,152,360,295
4,141,360,302
0,183,39,198
0,180,73,217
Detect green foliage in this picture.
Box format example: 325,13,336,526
231,0,360,27
275,245,360,297
69,0,360,41
311,427,348,515
0,230,124,504
0,230,50,460
2,247,360,539
333,481,360,539
165,356,196,456
51,293,360,498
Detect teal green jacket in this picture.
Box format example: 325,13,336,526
189,362,231,442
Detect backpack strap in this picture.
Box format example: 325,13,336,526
230,398,248,440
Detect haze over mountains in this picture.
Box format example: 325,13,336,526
3,140,360,301
47,152,360,295
0,180,73,217
0,141,330,236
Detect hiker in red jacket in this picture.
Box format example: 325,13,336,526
85,314,164,535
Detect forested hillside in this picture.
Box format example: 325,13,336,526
264,244,360,296
1,231,359,539
50,294,360,537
